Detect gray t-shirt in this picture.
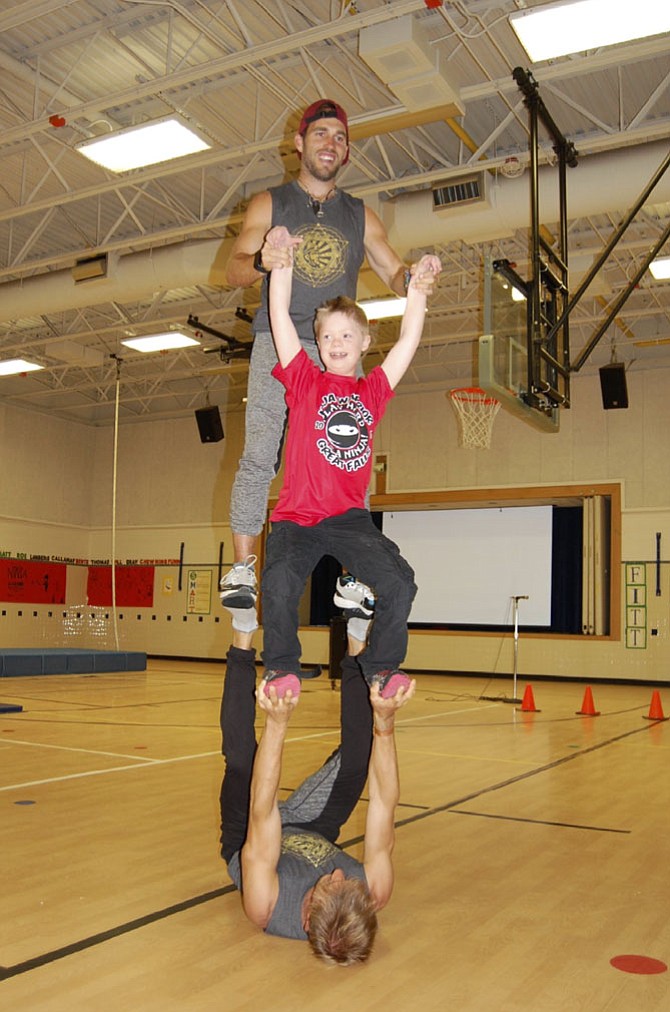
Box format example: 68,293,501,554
265,829,368,940
253,180,366,344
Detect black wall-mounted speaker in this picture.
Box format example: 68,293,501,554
599,363,628,410
195,405,224,442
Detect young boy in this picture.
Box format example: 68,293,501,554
260,225,441,700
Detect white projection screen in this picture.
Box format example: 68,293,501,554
383,506,553,626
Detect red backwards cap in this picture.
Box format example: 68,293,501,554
297,99,349,165
298,99,349,138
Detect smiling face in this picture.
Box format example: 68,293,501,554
315,309,370,377
295,117,349,185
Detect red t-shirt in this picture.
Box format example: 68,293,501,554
270,349,394,526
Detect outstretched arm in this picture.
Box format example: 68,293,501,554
266,226,304,368
363,679,416,911
381,254,442,390
240,683,299,929
363,206,442,298
363,206,408,296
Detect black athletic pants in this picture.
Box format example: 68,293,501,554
219,646,373,863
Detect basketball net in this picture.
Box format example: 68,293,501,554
449,387,500,449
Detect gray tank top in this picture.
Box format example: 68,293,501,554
253,180,366,344
264,829,368,940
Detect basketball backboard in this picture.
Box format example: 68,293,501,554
479,256,561,433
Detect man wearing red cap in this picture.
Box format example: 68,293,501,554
221,99,440,646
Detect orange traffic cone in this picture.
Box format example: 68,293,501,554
576,686,600,716
518,684,540,712
643,690,668,721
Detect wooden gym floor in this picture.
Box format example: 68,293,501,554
1,659,668,1011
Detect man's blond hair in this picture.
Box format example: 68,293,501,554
307,878,378,966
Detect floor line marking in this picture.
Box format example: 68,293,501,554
0,703,501,790
404,703,501,723
0,750,221,792
0,886,235,981
390,720,659,833
398,748,530,763
2,737,161,762
282,703,498,746
449,808,631,834
1,718,657,979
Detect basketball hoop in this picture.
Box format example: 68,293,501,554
449,387,501,449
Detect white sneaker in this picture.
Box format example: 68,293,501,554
220,555,258,609
333,575,375,619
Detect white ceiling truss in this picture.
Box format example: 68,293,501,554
0,0,668,425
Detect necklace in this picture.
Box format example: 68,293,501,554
297,179,337,218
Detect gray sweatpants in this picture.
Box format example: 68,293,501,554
230,330,323,537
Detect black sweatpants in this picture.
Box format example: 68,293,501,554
261,508,417,680
220,646,373,866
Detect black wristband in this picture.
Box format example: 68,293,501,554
403,267,412,293
253,249,268,275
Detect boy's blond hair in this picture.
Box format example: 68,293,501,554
314,295,369,339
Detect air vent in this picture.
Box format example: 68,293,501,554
71,253,108,283
359,15,435,83
432,174,487,210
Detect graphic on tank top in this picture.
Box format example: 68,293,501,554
293,222,349,288
281,832,339,868
315,391,372,473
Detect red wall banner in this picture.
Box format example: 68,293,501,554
0,559,67,604
86,566,155,607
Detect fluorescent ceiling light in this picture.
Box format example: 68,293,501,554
0,358,45,376
511,287,527,302
510,0,670,63
121,332,201,353
360,298,407,321
649,257,670,281
76,116,211,172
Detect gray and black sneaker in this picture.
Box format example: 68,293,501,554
334,574,375,619
219,554,258,609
